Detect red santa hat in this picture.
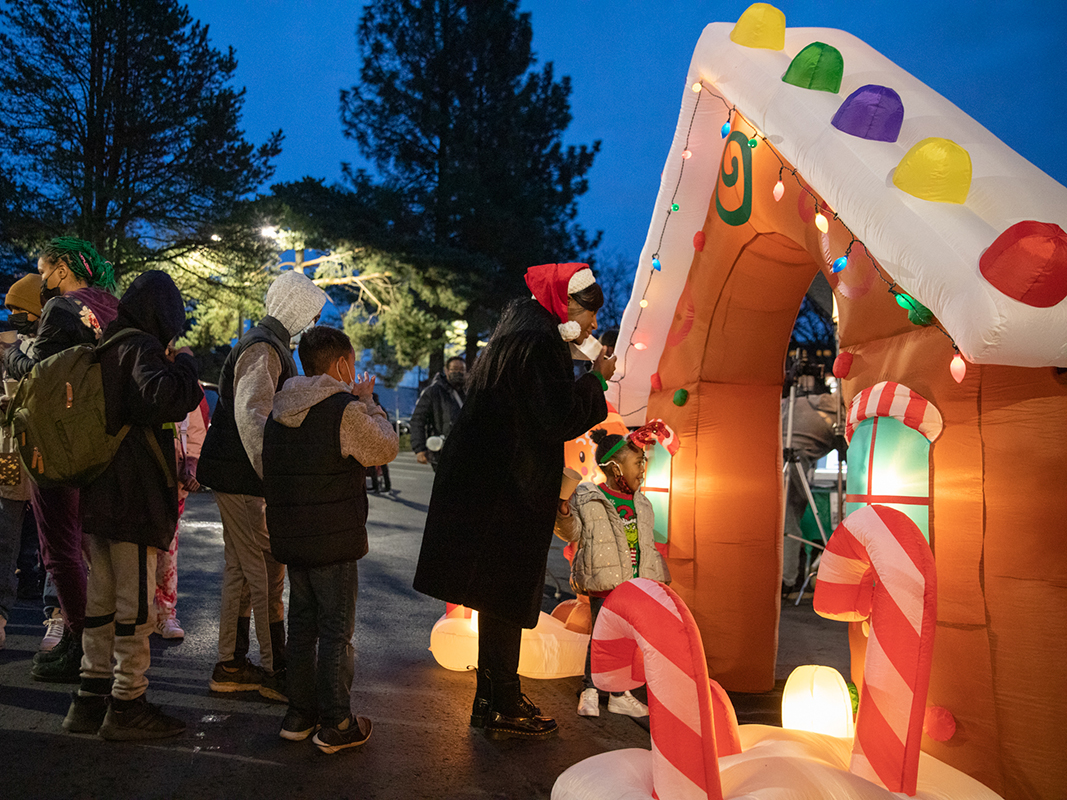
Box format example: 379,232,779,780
524,262,596,341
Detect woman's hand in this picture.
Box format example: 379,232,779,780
593,351,616,382
558,498,571,517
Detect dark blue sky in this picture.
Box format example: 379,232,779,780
186,0,1067,261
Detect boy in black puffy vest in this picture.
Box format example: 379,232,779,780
261,326,398,753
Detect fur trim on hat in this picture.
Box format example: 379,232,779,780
567,268,594,296
558,320,582,341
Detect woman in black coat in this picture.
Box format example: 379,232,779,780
414,262,615,739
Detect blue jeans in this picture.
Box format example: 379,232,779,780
286,560,359,727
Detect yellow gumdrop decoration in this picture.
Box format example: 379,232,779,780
892,137,972,204
730,3,786,50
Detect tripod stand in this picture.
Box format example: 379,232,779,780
781,381,845,604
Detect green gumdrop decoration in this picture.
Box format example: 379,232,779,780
673,389,689,406
782,42,844,93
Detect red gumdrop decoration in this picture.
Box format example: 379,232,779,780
650,372,663,391
833,352,854,379
693,231,706,251
923,706,956,742
979,221,1067,308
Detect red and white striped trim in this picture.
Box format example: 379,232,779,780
592,579,740,800
844,381,943,444
814,504,938,795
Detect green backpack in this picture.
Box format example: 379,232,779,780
5,328,170,488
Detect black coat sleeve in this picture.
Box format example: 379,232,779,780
32,302,90,363
3,340,35,379
410,384,435,453
514,332,607,442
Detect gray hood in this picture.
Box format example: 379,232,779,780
272,374,358,427
265,271,329,337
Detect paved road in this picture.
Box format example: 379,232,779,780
0,451,848,799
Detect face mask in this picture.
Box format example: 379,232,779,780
446,369,466,387
339,358,355,392
8,312,36,335
40,268,62,305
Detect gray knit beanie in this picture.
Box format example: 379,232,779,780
265,271,328,336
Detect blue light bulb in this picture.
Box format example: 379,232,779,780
721,122,731,138
652,258,662,272
832,256,848,273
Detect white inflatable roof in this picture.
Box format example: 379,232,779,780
611,22,1067,420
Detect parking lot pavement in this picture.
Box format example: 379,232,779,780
0,450,848,799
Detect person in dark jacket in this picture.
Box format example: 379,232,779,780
414,262,615,739
263,326,397,753
63,270,203,740
410,357,466,470
14,238,120,683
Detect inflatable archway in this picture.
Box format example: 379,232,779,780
607,6,1067,798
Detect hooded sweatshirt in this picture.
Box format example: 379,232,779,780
263,374,398,567
232,271,328,478
81,271,203,547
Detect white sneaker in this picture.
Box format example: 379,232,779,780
41,610,65,651
156,617,185,639
577,688,600,717
607,691,649,717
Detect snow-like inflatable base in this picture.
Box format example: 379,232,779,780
429,610,590,679
552,725,1005,800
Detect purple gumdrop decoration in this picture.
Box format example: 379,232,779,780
831,85,904,142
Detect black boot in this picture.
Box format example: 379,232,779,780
470,669,493,728
475,670,558,739
234,616,251,662
32,634,83,683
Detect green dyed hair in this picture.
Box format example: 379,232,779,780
41,237,117,291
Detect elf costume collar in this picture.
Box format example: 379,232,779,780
524,262,596,341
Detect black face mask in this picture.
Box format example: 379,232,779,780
39,268,63,305
8,312,36,336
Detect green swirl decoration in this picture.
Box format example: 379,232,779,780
715,130,753,226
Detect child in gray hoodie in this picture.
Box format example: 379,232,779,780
261,326,397,753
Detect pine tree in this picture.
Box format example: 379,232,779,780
340,0,601,363
0,0,281,276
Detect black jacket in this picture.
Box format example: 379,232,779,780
263,393,369,568
410,372,464,458
80,271,203,549
197,317,296,496
4,288,119,379
413,299,607,628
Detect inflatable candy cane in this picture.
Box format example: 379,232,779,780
591,578,741,800
814,504,937,796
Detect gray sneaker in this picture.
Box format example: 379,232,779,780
63,692,109,734
312,715,372,754
259,668,287,703
98,696,185,741
209,659,265,693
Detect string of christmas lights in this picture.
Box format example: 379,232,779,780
618,78,970,391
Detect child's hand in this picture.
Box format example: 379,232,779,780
558,498,571,517
352,371,375,401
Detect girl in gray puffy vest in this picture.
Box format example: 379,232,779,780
554,425,671,719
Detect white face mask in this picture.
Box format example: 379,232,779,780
338,358,355,392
